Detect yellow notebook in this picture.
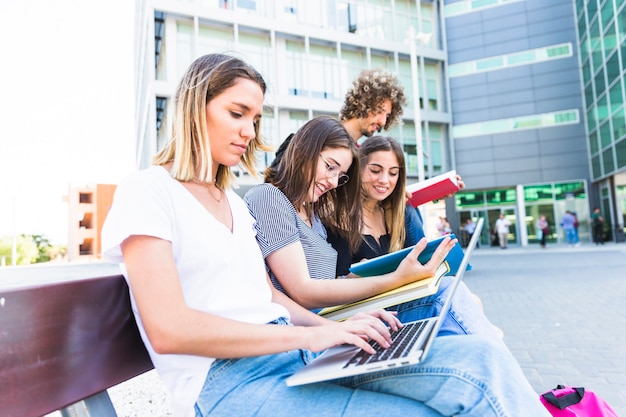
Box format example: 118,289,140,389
318,261,450,321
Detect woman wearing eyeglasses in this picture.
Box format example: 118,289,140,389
244,115,455,312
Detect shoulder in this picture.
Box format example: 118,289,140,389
116,166,173,202
244,183,297,221
245,183,285,203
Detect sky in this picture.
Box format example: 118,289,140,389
0,0,136,245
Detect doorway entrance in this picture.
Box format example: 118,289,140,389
460,208,517,247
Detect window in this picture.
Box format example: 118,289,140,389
286,39,307,97
453,110,580,139
448,43,572,78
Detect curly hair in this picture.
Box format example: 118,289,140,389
339,69,407,130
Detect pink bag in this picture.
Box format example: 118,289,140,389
540,385,619,417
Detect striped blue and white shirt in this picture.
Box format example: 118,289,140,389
244,183,337,300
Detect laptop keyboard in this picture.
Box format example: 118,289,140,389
343,320,428,368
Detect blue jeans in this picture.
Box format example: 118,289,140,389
389,276,500,339
194,334,549,417
565,228,578,244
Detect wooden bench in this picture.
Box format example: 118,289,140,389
0,264,154,417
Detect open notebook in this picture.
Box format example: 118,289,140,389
286,218,484,386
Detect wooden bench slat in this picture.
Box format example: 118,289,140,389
0,274,153,417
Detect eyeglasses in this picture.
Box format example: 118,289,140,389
320,154,349,187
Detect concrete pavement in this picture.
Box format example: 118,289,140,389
466,241,626,415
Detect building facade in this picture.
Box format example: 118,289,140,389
573,0,626,242
134,0,625,246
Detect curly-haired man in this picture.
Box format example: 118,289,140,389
339,68,407,145
269,68,406,169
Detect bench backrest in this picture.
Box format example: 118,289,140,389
0,272,154,417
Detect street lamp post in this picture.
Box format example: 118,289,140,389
406,27,431,182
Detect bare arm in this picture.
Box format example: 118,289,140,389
121,235,394,357
266,235,456,310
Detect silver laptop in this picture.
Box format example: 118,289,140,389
286,218,484,386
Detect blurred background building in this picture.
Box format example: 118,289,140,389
71,0,624,256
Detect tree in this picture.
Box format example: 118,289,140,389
0,235,39,265
0,234,66,265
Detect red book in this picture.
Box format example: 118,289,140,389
407,170,460,207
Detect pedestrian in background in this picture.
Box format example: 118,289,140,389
536,215,549,249
494,213,512,249
591,207,605,245
464,218,479,248
561,211,579,246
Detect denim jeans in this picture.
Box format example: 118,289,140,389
389,275,500,339
565,228,578,244
194,334,550,417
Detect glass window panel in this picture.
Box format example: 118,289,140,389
597,95,610,122
426,80,438,110
484,119,511,134
287,110,309,133
514,114,542,128
600,120,612,148
371,52,394,69
429,133,443,173
546,44,571,57
592,154,602,178
602,147,616,174
476,56,503,70
357,0,392,40
448,62,474,77
198,24,234,55
524,184,554,202
341,47,368,98
609,80,623,113
616,138,626,169
455,191,485,209
606,51,621,86
582,60,592,88
554,110,579,124
285,39,307,96
601,0,614,32
398,57,417,110
394,0,417,43
578,18,588,46
554,181,586,200
603,26,618,57
575,0,585,15
238,30,272,78
587,107,597,131
402,121,417,174
613,108,626,140
472,0,498,8
176,21,194,77
594,67,606,95
508,50,535,65
589,130,599,154
586,0,597,16
485,188,516,206
309,42,340,99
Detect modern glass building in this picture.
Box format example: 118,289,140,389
574,0,626,242
134,0,625,246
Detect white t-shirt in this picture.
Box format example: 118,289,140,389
102,166,289,417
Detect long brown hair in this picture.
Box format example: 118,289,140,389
359,136,407,253
265,116,363,252
153,53,270,189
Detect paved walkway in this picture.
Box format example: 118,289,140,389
466,241,626,415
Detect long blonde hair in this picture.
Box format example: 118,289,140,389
153,53,270,188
